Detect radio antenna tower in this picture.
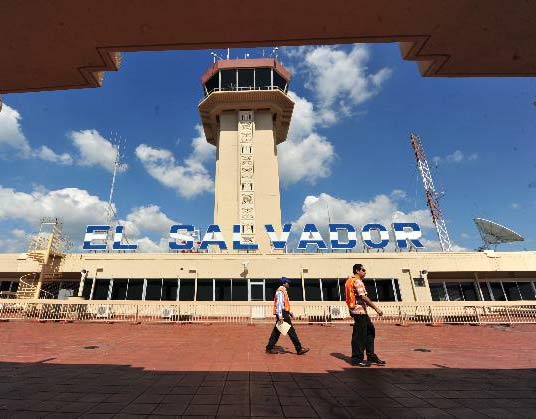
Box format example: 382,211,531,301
410,133,452,252
107,133,124,224
106,133,131,248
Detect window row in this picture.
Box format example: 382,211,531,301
75,277,402,302
203,68,288,96
430,280,536,302
0,280,18,293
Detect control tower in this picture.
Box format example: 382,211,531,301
199,58,294,252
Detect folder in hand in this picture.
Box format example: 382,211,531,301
276,321,291,336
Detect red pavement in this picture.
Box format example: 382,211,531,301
0,321,535,418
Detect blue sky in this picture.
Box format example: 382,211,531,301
1,43,535,252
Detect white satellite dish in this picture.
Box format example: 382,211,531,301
474,218,524,250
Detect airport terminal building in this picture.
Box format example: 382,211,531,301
1,59,536,319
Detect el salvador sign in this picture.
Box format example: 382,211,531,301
83,223,425,251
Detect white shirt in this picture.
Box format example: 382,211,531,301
275,290,285,318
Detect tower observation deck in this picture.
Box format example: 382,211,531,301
198,58,294,252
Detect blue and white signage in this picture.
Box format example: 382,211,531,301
83,222,424,251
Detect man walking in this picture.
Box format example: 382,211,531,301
265,277,310,355
345,264,386,367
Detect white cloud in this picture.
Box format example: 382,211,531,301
390,189,408,200
0,185,111,246
285,45,392,124
119,205,177,239
135,236,167,253
114,205,183,253
0,105,33,157
0,104,75,164
433,150,479,165
278,91,336,186
188,124,215,165
279,133,335,186
0,229,30,253
35,146,73,165
136,126,214,198
69,129,126,173
292,191,465,251
0,184,183,253
286,92,316,140
511,203,520,209
277,45,391,185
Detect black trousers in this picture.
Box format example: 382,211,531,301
351,314,375,360
266,310,302,351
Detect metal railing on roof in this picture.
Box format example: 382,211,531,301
1,300,535,325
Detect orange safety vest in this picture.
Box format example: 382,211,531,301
345,275,359,310
273,286,291,315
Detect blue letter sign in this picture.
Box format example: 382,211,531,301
361,223,390,249
393,223,424,249
169,224,195,250
83,225,110,250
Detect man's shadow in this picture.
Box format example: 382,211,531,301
331,352,353,365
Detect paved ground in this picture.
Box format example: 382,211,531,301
0,321,535,418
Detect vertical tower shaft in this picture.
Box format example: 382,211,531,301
199,59,294,252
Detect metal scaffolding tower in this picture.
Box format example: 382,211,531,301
410,133,452,252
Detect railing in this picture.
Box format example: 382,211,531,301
0,300,535,325
204,85,288,96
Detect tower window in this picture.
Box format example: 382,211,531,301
221,69,236,90
238,69,254,89
273,70,287,91
255,68,271,89
204,73,219,95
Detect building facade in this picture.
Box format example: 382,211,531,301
1,59,536,308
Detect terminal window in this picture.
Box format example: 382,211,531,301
430,280,536,302
93,278,111,300
162,279,178,301
145,279,163,301
179,279,195,301
111,279,128,300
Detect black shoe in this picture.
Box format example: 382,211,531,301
351,359,371,367
368,355,386,365
265,348,279,354
297,347,310,355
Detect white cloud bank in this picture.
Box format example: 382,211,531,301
278,44,392,186
0,105,72,164
0,105,123,170
278,92,335,185
136,125,214,198
292,191,466,251
0,185,180,253
68,129,127,173
432,150,478,166
0,104,32,157
284,44,392,124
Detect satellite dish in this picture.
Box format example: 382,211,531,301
474,218,524,250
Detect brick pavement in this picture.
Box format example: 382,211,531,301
0,321,535,418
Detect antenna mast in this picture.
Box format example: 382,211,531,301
410,133,452,252
107,137,122,224
106,133,130,248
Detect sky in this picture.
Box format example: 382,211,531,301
1,43,535,253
